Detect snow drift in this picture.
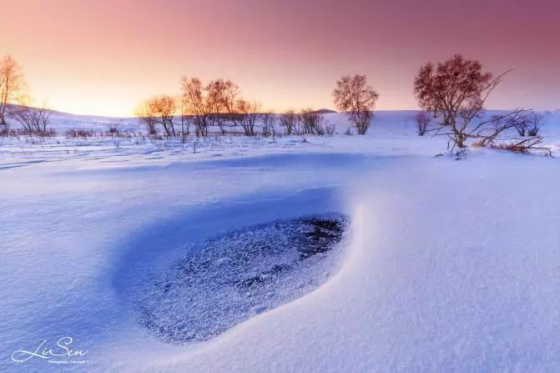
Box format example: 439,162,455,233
1,110,560,372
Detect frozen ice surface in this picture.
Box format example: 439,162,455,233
134,214,348,343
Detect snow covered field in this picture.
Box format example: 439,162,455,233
1,111,560,372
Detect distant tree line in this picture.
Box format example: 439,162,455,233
0,53,551,156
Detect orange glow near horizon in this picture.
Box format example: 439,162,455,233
1,0,559,117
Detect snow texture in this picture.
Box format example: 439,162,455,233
135,214,348,343
1,110,560,372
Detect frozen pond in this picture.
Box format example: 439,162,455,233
133,213,349,343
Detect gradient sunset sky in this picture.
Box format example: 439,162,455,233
1,0,559,117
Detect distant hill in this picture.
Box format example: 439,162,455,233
312,109,337,114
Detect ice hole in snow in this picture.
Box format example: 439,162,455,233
134,213,349,343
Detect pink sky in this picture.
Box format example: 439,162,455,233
1,0,558,116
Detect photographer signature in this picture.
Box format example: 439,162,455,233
11,337,88,363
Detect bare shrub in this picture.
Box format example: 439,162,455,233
10,100,52,134
106,123,121,136
513,116,528,136
415,111,430,136
527,112,544,136
147,95,176,137
511,111,544,137
178,99,191,141
298,109,325,136
236,100,261,136
333,74,379,135
66,129,93,139
279,110,297,135
135,102,158,135
260,112,276,137
325,123,336,136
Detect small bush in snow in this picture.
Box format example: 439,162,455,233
527,112,544,136
325,123,336,136
415,112,430,136
106,123,121,137
65,129,94,139
279,110,298,135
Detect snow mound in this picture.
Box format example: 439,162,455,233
133,213,349,343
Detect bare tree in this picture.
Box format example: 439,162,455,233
181,77,211,137
260,112,276,137
179,99,191,141
206,79,240,135
236,100,261,136
135,102,158,135
0,55,26,127
279,110,297,135
298,109,325,135
414,54,513,152
148,95,176,137
415,111,430,136
333,75,379,135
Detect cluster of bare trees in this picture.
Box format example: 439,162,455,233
11,100,53,135
180,77,238,137
0,55,53,135
297,109,327,135
138,77,267,138
137,76,343,138
278,110,297,135
274,109,333,136
413,54,550,156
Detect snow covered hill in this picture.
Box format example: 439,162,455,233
1,110,560,372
